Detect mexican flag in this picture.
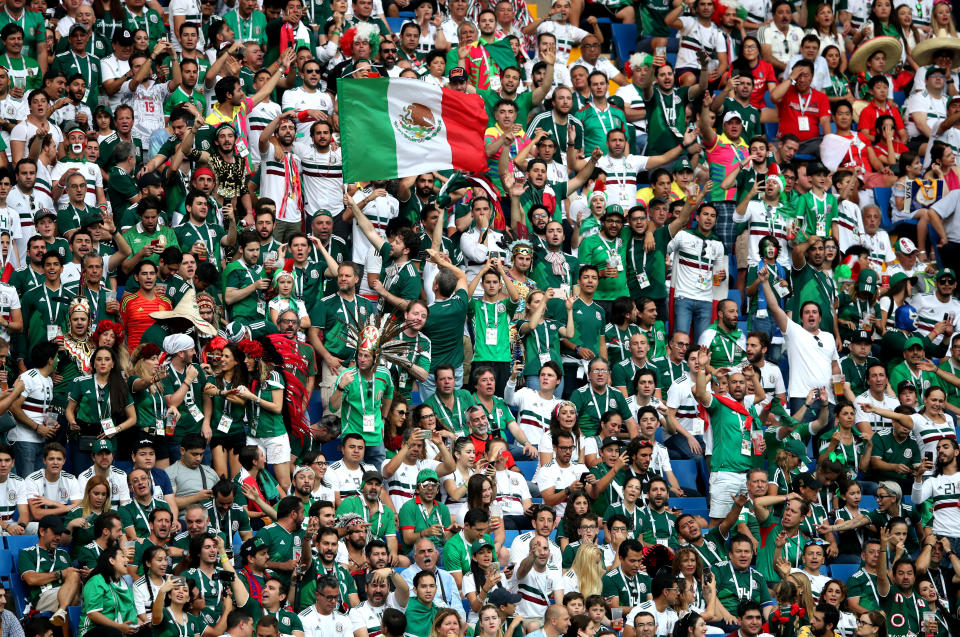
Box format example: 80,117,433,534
338,77,488,182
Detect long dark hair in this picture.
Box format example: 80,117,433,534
468,542,495,593
91,545,124,583
466,473,493,512
90,346,131,425
219,343,250,389
873,115,896,146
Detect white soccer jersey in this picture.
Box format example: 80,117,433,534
912,472,960,537
508,531,562,569
78,466,131,507
494,469,531,516
675,16,726,71
381,458,439,510
8,368,52,444
348,600,385,637
512,564,562,619
0,475,24,523
535,22,589,64
50,160,102,209
534,461,588,518
910,412,957,459
505,385,559,449
293,142,344,216
131,80,171,148
247,100,281,168
596,155,648,206
168,0,205,52
298,606,351,637
22,469,82,506
281,87,334,137
733,200,792,267
326,460,375,500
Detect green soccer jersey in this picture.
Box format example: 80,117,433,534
670,526,729,568
249,370,285,438
604,323,641,371
335,366,394,447
474,394,516,438
393,332,431,401
880,589,926,637
578,232,628,301
756,518,808,584
705,394,758,474
335,497,396,541
210,379,247,437
223,9,268,47
252,608,303,636
76,540,106,570
118,497,171,538
442,530,495,575
794,190,839,239
161,363,210,441
469,297,518,363
50,51,101,109
202,501,252,555
423,389,475,437
175,220,226,265
378,243,422,315
123,8,165,47
638,507,677,546
21,283,69,352
645,86,691,156
309,293,375,361
128,375,167,436
652,356,689,392
480,88,534,126
17,545,72,604
0,10,44,59
710,560,772,614
568,298,606,356
256,522,305,587
64,507,100,554
571,385,632,437
398,498,451,552
121,225,180,268
578,100,629,157
164,85,207,115
589,462,624,515
79,574,138,634
530,250,578,291
520,317,563,377
940,358,960,411
791,262,837,333
839,354,880,397
600,567,651,607
67,374,133,432
182,566,229,625
154,607,207,637
223,259,267,323
423,289,470,371
846,568,880,610
888,362,942,410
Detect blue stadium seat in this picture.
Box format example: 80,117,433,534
903,495,912,506
859,495,877,511
515,461,538,480
610,23,637,63
504,529,520,547
830,563,859,581
671,460,699,492
684,508,709,520
893,91,905,107
654,426,663,443
386,17,404,33
765,122,778,140
68,605,81,637
727,287,741,310
874,187,893,229
1,539,30,615
673,497,707,510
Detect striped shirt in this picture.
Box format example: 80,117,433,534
259,154,303,223
676,16,726,70
7,368,52,444
247,101,281,168
0,475,24,522
596,154,648,205
909,412,957,458
516,564,562,618
505,386,559,448
293,141,344,215
912,472,960,536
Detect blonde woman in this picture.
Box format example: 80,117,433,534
560,542,604,598
64,475,111,554
429,608,464,637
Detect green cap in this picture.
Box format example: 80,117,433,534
928,65,948,76
92,439,114,454
80,210,104,229
936,268,957,281
416,468,440,484
314,209,334,219
889,271,918,289
782,438,810,465
904,336,925,350
673,158,693,173
857,268,878,293
602,204,624,219
470,537,495,555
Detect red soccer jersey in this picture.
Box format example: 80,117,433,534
777,85,831,141
856,100,906,139
749,59,777,109
120,291,172,350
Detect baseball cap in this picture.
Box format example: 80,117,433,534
133,438,157,452
897,380,918,394
448,67,467,82
857,268,878,294
928,65,948,76
138,171,164,190
39,515,67,534
240,536,268,558
80,210,104,229
362,470,384,485
470,538,495,555
602,204,625,219
950,95,960,108
34,208,56,223
937,268,957,281
782,439,810,465
797,472,824,490
69,23,88,37
851,330,872,344
600,436,621,449
895,237,918,254
487,587,522,606
417,468,440,484
722,111,743,124
91,439,114,454
903,336,925,350
889,271,918,288
112,29,134,45
673,158,693,173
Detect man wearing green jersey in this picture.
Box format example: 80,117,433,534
559,265,607,400
710,532,775,622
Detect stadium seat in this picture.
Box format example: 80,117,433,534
386,17,404,33
504,529,520,547
859,495,877,511
684,508,709,520
671,460,699,492
874,187,893,229
893,91,905,107
673,497,707,510
610,23,637,64
68,606,81,637
654,427,663,443
765,122,778,140
830,563,859,581
515,461,538,480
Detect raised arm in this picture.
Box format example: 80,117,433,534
756,266,789,333
344,193,387,251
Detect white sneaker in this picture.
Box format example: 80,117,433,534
51,609,67,627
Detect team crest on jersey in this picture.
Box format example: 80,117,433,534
112,483,119,495
7,488,15,501
293,536,302,547
608,399,616,407
200,139,211,150
232,520,240,532
706,541,717,552
150,14,158,23
281,617,290,626
59,486,68,500
335,623,344,632
904,448,913,459
595,311,601,321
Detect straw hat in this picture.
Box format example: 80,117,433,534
848,36,903,73
911,36,960,68
149,288,217,336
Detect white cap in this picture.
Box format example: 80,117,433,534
723,111,743,124
896,237,918,254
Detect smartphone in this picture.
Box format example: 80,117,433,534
150,239,160,246
548,12,563,21
580,472,590,483
925,451,935,463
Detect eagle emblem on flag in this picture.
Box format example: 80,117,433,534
395,103,443,143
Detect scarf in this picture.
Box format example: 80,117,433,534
699,393,755,432
240,567,263,603
543,250,568,276
405,597,438,636
277,150,304,228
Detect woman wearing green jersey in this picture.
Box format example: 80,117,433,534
79,545,139,636
65,476,110,555
209,343,252,479
128,343,178,468
235,339,288,493
151,574,206,637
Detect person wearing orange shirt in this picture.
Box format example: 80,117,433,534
120,260,171,351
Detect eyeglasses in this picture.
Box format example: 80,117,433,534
580,524,597,530
319,593,340,601
395,409,407,415
591,368,608,374
939,278,956,285
420,413,436,420
856,620,874,627
304,69,321,74
312,461,327,467
582,43,600,48
813,335,824,348
556,445,575,451
672,342,689,349
610,526,628,532
876,493,893,499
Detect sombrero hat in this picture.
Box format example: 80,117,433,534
149,288,217,336
911,36,960,68
848,36,903,73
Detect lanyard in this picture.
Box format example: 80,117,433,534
133,499,153,531
728,563,755,600
340,295,359,323
533,322,550,355
785,530,803,567
716,331,739,364
93,378,110,422
629,236,647,274
168,608,188,637
482,300,500,328
70,52,91,87
359,501,386,537
169,365,198,409
148,386,164,423
237,11,254,42
196,568,222,601
434,394,463,434
598,234,620,261
551,116,567,153
84,286,100,321
590,388,609,422
657,89,678,132
591,103,613,139
645,507,673,539
44,286,62,325
618,568,641,604
355,373,376,416
797,90,813,115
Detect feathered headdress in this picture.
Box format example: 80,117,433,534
640,544,674,577
509,239,534,257
259,334,312,446
342,314,412,367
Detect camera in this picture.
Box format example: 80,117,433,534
214,570,236,583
